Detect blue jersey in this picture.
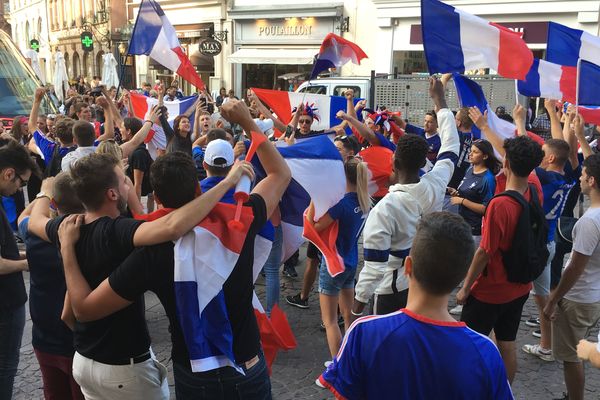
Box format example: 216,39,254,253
406,124,441,162
457,167,496,235
536,162,580,242
320,309,513,400
374,132,396,152
327,192,366,269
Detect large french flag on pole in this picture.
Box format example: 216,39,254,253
309,33,368,80
251,88,361,133
252,135,346,263
517,59,577,102
563,102,600,125
546,22,600,67
421,0,533,79
128,0,205,89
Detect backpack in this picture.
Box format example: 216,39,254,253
488,185,549,284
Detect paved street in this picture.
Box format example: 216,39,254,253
11,246,600,400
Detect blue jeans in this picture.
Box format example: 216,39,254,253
263,224,282,315
0,304,25,400
173,352,272,400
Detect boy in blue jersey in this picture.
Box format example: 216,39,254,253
522,103,581,363
319,212,513,400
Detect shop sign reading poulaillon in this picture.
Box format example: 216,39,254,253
259,25,313,36
200,39,222,56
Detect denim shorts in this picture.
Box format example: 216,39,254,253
318,259,356,296
532,241,556,297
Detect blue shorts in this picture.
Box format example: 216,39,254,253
318,258,356,296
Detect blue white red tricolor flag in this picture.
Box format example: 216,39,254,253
577,60,600,107
454,74,545,147
309,33,368,80
359,146,394,198
546,22,600,67
128,0,205,89
517,59,576,103
563,102,600,125
252,88,361,134
129,92,198,154
251,135,346,263
421,0,533,79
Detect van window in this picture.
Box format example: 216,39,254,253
333,86,361,98
298,85,327,95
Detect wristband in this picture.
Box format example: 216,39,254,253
351,310,364,317
461,198,465,206
144,120,154,125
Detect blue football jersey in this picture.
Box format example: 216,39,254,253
320,309,513,400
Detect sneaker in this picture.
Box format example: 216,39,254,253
285,293,308,309
315,378,325,388
553,393,568,400
324,360,333,368
449,305,463,315
282,264,298,278
532,329,541,338
525,317,540,327
522,344,555,362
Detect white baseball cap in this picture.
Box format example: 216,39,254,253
204,139,234,167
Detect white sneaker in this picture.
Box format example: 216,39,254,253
522,344,554,362
315,378,325,388
449,305,463,315
324,360,333,368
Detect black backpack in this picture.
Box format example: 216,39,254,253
487,185,549,284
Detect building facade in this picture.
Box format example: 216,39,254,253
354,0,600,76
127,0,231,94
228,1,347,96
8,0,51,82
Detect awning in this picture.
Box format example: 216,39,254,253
228,48,318,65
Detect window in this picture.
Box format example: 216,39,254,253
298,85,326,95
333,86,361,98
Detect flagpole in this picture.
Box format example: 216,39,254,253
514,79,519,107
116,0,145,96
575,58,581,117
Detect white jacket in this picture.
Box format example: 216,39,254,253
354,108,460,303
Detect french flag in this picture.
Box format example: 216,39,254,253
252,135,346,263
546,22,600,67
130,92,197,153
309,33,368,80
359,146,393,198
562,102,600,125
128,0,205,89
577,60,600,107
454,73,545,147
518,59,576,103
252,88,361,134
421,0,533,79
302,214,345,277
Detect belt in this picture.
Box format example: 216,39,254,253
110,351,151,366
243,355,259,370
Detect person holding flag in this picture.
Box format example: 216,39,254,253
51,99,291,399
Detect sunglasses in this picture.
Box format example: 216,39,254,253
298,119,312,125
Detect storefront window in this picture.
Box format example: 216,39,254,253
242,64,312,91
392,51,428,75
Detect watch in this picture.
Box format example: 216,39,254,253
35,192,50,200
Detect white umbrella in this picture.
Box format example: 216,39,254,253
24,49,45,84
102,53,119,89
53,51,69,103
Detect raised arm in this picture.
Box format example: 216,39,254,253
545,99,564,140
288,102,302,131
221,100,291,218
469,107,506,158
120,106,161,159
29,88,45,135
336,110,380,146
512,104,527,137
95,97,115,142
573,113,593,160
28,177,55,242
100,86,124,130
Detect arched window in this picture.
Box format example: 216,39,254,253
73,52,81,78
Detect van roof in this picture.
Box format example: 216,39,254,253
304,77,371,82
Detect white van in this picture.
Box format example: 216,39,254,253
296,77,370,102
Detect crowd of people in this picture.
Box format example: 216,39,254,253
0,72,599,400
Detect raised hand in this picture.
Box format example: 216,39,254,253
429,76,447,110
220,99,253,126
468,107,488,130
345,88,354,100
34,87,46,102
336,110,348,121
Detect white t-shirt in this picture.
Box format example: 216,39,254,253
565,207,600,303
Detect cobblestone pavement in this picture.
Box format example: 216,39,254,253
12,247,600,400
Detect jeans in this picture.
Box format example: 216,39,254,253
0,304,25,400
263,224,282,315
173,351,271,400
34,349,84,400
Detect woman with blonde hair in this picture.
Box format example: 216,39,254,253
95,140,123,167
306,157,371,370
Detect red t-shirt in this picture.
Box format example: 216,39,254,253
471,182,543,304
